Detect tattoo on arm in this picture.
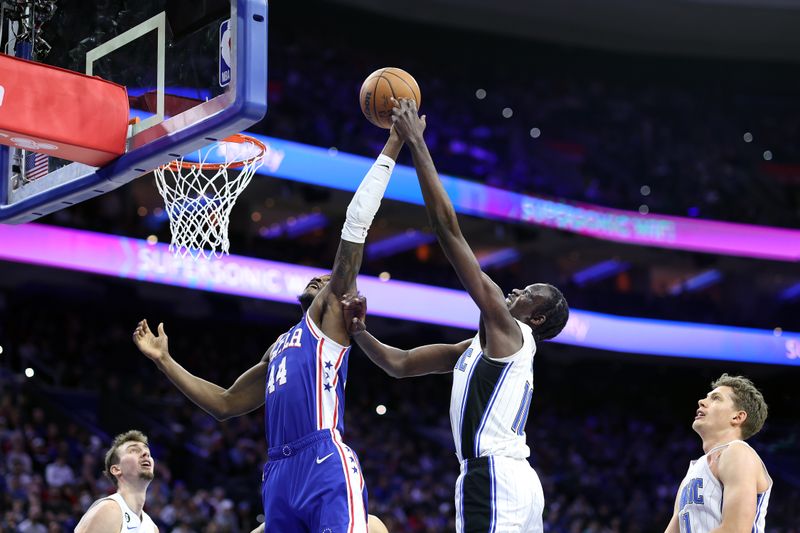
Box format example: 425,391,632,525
329,240,364,297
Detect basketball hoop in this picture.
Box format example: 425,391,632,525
154,133,266,259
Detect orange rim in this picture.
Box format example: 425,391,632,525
162,134,267,171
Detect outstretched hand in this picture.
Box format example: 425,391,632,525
132,319,170,363
390,97,426,144
341,293,367,337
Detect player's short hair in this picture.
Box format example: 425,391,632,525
104,430,149,487
711,374,768,439
532,285,569,342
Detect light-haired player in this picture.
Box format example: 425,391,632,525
665,374,771,533
75,430,158,533
134,129,403,532
341,98,570,533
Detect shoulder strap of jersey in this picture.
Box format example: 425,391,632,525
304,312,349,351
705,439,746,456
85,496,113,514
716,440,773,488
484,319,535,362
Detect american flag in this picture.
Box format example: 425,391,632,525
24,151,49,180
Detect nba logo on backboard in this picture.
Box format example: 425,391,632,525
219,19,232,88
0,85,5,108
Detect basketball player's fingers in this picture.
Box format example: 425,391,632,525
157,322,166,337
391,98,408,115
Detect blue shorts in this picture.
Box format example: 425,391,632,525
261,429,368,533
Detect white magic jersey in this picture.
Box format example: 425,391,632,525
450,319,536,462
92,493,158,533
677,440,771,533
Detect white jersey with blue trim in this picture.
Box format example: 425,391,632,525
265,313,351,446
449,319,536,462
676,440,771,533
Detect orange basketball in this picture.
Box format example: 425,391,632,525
359,67,422,129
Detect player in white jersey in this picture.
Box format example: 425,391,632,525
75,430,158,533
341,98,570,532
665,374,771,533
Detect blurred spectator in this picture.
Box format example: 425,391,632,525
45,451,76,488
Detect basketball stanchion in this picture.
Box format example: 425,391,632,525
154,134,266,259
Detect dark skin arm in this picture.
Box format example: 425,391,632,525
391,98,522,358
342,293,470,377
308,131,403,346
133,319,269,421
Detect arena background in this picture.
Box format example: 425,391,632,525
1,0,799,531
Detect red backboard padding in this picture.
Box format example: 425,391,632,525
0,54,129,167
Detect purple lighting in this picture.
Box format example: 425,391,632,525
477,248,520,269
0,223,798,366
670,269,723,295
572,259,629,287
366,230,436,260
259,213,328,239
246,136,800,262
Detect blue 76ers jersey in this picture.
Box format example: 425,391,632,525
265,313,351,446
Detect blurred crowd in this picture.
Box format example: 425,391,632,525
25,1,799,338
4,4,797,531
257,4,800,228
1,292,799,532
40,2,800,230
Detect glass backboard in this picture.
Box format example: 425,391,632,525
0,0,268,223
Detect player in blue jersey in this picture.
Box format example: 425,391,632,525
133,128,404,533
339,99,570,533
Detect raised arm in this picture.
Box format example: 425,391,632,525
309,130,404,344
711,445,764,533
391,99,520,356
133,319,267,421
342,293,469,377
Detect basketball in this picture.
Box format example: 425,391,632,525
359,67,422,129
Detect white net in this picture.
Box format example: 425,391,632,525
153,135,265,259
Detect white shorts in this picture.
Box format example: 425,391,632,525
455,456,544,533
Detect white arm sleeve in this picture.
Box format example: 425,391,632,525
341,153,396,243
